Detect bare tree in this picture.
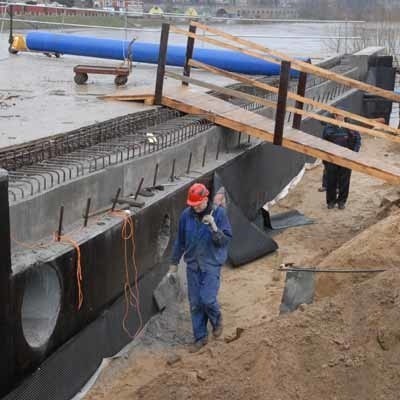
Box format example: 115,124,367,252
323,16,400,67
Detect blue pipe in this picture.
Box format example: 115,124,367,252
26,31,306,76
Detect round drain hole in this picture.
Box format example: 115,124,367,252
21,264,61,349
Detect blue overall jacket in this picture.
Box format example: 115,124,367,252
322,124,361,152
171,205,232,269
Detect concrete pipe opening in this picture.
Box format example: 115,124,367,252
21,264,61,349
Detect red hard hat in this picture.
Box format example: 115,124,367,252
187,183,209,206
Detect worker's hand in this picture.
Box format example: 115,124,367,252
202,214,218,232
167,264,178,284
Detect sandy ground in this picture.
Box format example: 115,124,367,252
82,131,400,400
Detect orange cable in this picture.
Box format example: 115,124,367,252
11,207,143,327
53,233,84,310
110,210,143,339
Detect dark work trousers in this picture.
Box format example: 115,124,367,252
186,263,222,341
322,167,327,189
325,162,352,205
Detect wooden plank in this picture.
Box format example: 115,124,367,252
160,87,400,184
188,59,400,135
188,21,400,104
100,84,155,101
102,95,154,102
165,71,400,144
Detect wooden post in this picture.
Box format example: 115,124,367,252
154,23,170,106
274,61,291,146
0,169,14,397
292,69,308,129
183,24,197,86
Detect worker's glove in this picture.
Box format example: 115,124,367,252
167,264,178,284
202,214,218,232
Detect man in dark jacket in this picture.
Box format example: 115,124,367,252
170,183,232,352
322,113,361,210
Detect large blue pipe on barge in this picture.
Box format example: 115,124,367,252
25,31,304,76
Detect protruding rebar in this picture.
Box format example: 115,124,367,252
186,152,192,174
112,188,121,211
57,205,64,242
216,140,221,160
83,198,91,227
170,159,176,182
134,177,144,200
153,163,159,187
202,145,207,167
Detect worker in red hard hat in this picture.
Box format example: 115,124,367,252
170,182,232,353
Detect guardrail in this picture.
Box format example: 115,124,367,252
0,2,365,23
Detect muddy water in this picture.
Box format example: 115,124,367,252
0,22,343,147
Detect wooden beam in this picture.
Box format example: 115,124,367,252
155,23,170,105
183,23,196,86
171,25,279,66
165,71,400,144
188,59,400,136
274,61,291,146
159,89,400,184
292,68,308,129
175,22,400,104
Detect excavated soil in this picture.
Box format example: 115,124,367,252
84,134,400,400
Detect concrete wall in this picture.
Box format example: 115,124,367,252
9,125,235,244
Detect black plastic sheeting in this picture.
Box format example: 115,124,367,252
279,270,315,314
227,194,278,267
364,56,395,122
214,173,278,267
263,209,314,231
216,142,307,223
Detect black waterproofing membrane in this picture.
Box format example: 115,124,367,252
279,270,315,314
214,173,278,267
263,209,314,231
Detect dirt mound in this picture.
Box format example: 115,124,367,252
135,270,400,400
316,210,400,299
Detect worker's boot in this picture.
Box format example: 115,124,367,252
189,337,208,353
213,315,223,338
327,203,335,209
338,202,346,210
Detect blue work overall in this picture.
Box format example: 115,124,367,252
172,205,232,341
